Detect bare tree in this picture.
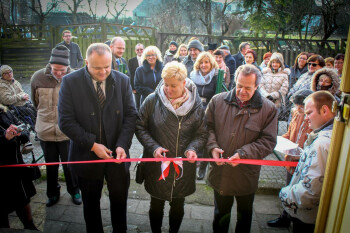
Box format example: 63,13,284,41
0,0,10,25
105,0,128,23
87,0,98,22
58,0,84,24
28,0,58,25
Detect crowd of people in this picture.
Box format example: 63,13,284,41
0,30,346,233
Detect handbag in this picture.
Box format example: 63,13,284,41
134,154,145,184
23,152,41,180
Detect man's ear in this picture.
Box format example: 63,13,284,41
321,105,330,115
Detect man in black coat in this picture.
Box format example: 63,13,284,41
58,43,137,233
233,42,250,69
218,45,237,90
109,37,131,77
56,30,84,69
128,43,144,110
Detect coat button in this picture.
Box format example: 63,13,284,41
220,191,223,195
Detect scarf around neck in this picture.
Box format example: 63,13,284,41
164,87,190,110
190,69,216,85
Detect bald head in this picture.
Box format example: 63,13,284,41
110,37,125,58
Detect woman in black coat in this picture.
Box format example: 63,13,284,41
134,45,164,105
136,61,208,233
0,104,37,230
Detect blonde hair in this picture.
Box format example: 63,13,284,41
161,61,187,81
141,46,163,63
174,44,188,59
193,52,218,72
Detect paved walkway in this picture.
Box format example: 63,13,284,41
6,180,291,233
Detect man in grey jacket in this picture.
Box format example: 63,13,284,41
31,45,81,207
206,64,277,233
182,39,203,77
56,30,84,69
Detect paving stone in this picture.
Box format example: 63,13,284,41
254,195,282,215
136,200,150,215
127,199,140,213
60,205,85,224
190,205,214,220
42,220,70,233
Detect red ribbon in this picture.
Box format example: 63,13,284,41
158,161,183,181
0,158,298,168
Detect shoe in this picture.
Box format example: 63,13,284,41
46,195,59,207
72,193,82,205
267,215,290,228
197,168,206,180
21,142,34,154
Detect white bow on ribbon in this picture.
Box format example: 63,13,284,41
159,158,183,181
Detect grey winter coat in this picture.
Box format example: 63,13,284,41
182,55,194,78
135,79,208,201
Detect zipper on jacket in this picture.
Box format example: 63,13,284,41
175,117,183,158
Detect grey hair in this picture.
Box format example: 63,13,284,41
239,42,250,52
135,43,145,49
235,64,262,86
86,43,112,59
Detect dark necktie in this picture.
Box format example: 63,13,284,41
96,81,105,107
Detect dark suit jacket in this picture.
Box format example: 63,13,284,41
112,56,130,78
128,56,139,90
58,67,137,179
224,54,236,89
233,52,244,68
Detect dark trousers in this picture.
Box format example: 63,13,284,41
149,196,185,233
78,163,130,233
291,217,315,233
40,140,79,198
213,191,255,233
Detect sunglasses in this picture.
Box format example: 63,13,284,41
308,63,319,67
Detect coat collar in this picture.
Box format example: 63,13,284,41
142,59,163,72
224,88,263,109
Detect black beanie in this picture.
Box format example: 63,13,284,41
169,41,178,48
50,45,70,66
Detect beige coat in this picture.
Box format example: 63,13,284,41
260,67,290,108
0,78,27,106
30,64,72,141
206,90,277,196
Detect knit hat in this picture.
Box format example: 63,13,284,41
49,45,70,66
0,65,13,76
263,52,272,60
188,40,204,52
291,89,313,105
169,41,178,48
268,52,284,69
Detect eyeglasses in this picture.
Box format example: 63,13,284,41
334,61,343,65
2,71,13,75
136,49,144,51
299,57,307,61
146,54,156,58
63,35,72,38
308,63,319,67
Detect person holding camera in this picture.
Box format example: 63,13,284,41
0,103,38,230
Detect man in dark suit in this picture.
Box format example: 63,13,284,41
128,43,144,110
58,43,137,233
233,42,250,69
109,37,131,77
218,45,237,90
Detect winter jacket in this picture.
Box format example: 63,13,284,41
289,66,308,89
56,41,84,69
260,67,290,108
0,78,27,106
182,55,194,78
134,60,163,104
280,120,333,224
163,49,175,65
0,104,36,214
30,64,72,141
282,108,312,148
232,52,244,68
135,79,208,201
206,89,277,196
287,72,314,100
190,69,218,109
224,54,236,88
311,68,341,96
